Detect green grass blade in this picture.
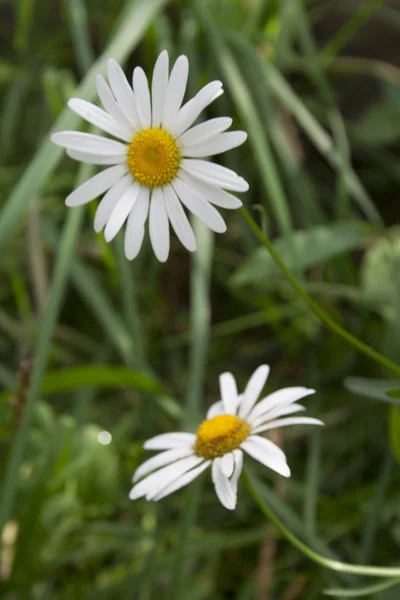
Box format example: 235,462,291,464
41,366,165,396
115,236,146,371
260,58,382,224
0,163,91,540
63,0,95,75
197,3,293,236
321,0,387,64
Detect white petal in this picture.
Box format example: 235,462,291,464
206,400,224,419
241,438,291,478
51,131,127,155
124,186,150,260
65,164,128,207
183,175,242,209
162,55,189,129
248,388,315,425
220,452,235,478
67,149,127,165
182,131,247,158
219,372,239,414
104,182,140,242
149,187,170,262
107,58,140,130
182,159,249,192
96,75,135,134
172,176,226,233
252,417,324,434
170,81,223,138
145,455,204,501
251,404,305,430
163,184,196,252
230,449,243,496
144,432,196,450
238,365,270,419
133,447,195,483
178,117,232,148
153,460,211,501
245,435,287,463
212,459,235,510
68,98,130,141
211,88,224,102
94,173,132,232
151,50,169,128
133,67,151,129
129,455,203,500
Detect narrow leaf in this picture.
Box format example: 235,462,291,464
345,377,400,405
232,222,373,288
41,366,165,396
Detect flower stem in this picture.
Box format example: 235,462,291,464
240,206,400,377
244,470,400,577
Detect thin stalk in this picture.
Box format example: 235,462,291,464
304,399,322,538
184,221,214,428
245,471,400,578
240,206,400,377
320,0,387,64
115,237,146,371
358,450,394,564
168,221,214,600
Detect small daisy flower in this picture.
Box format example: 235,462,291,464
51,51,248,262
130,365,323,510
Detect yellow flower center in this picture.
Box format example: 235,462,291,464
194,414,250,459
127,128,180,187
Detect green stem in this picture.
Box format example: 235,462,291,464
244,471,400,578
358,450,394,564
168,221,213,600
240,206,400,377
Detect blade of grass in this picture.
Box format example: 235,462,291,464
63,0,95,76
196,1,293,237
296,0,384,225
41,366,165,395
41,219,135,364
0,163,91,541
320,0,387,64
72,259,135,364
259,53,382,224
115,236,146,371
0,0,168,255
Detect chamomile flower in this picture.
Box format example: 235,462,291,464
130,365,323,510
51,51,248,262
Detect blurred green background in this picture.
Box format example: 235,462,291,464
1,0,400,598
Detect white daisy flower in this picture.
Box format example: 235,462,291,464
51,50,248,262
130,365,324,510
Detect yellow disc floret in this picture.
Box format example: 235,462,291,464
127,128,180,187
194,414,250,459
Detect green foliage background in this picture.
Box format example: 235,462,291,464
1,0,400,598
